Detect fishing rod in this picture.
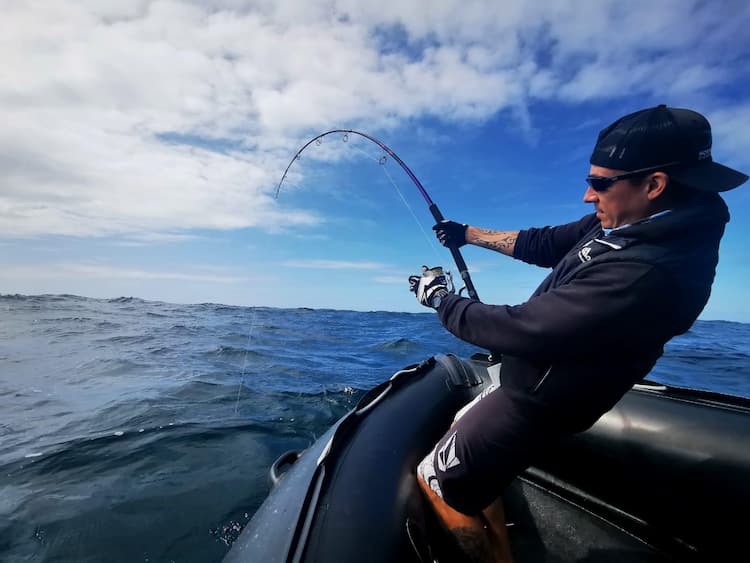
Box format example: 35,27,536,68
276,129,480,301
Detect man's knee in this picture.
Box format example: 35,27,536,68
417,446,445,500
417,437,485,516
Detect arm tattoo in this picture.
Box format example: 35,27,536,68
485,234,517,252
469,229,518,255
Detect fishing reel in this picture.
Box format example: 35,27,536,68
422,266,466,297
422,266,466,296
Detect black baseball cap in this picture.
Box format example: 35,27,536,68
590,104,748,192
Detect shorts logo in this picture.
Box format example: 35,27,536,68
437,431,461,472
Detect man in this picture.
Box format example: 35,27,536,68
408,105,748,563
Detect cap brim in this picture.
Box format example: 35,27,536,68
670,161,749,192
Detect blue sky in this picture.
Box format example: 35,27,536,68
2,0,750,320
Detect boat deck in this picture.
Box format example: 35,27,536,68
504,478,677,562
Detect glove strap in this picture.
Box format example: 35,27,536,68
429,288,450,308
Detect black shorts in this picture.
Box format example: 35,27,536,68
417,382,553,515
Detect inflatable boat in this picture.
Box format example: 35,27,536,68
223,353,750,562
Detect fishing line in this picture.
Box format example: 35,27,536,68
277,129,480,300
234,307,258,414
346,142,443,264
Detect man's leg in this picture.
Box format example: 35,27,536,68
416,468,513,563
415,382,525,562
481,494,514,563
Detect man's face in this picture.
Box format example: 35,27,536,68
584,165,652,229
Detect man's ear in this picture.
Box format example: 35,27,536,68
646,172,669,201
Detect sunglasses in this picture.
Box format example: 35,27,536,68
586,162,681,192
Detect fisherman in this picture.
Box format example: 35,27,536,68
408,105,748,563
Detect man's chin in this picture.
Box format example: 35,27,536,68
596,212,612,229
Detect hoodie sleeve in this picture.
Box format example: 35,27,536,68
514,214,600,268
437,260,673,359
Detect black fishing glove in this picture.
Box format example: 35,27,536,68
408,266,454,308
433,220,468,248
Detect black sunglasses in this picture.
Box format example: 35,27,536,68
586,162,680,192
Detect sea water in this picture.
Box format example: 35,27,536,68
2,294,749,562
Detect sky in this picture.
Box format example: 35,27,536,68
2,0,750,319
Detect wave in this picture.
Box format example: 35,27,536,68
96,320,122,329
206,345,268,361
1,294,93,307
107,296,146,304
35,316,93,323
369,337,421,352
72,357,150,377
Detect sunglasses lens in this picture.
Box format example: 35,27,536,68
587,177,613,192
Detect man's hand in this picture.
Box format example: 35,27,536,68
433,220,468,248
408,265,454,308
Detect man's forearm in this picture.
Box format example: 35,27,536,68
466,227,519,256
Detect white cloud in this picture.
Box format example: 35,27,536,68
2,0,749,238
281,259,388,270
2,262,248,284
709,103,750,168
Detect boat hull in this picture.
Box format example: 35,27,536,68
224,354,750,562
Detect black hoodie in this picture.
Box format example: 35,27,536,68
437,192,729,431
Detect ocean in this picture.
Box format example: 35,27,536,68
2,294,749,562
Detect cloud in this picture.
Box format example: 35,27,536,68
281,259,389,270
2,0,749,238
3,262,248,284
708,103,750,168
111,232,202,246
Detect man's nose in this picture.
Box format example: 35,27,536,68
583,185,598,202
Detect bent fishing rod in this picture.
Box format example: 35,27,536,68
276,129,480,301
